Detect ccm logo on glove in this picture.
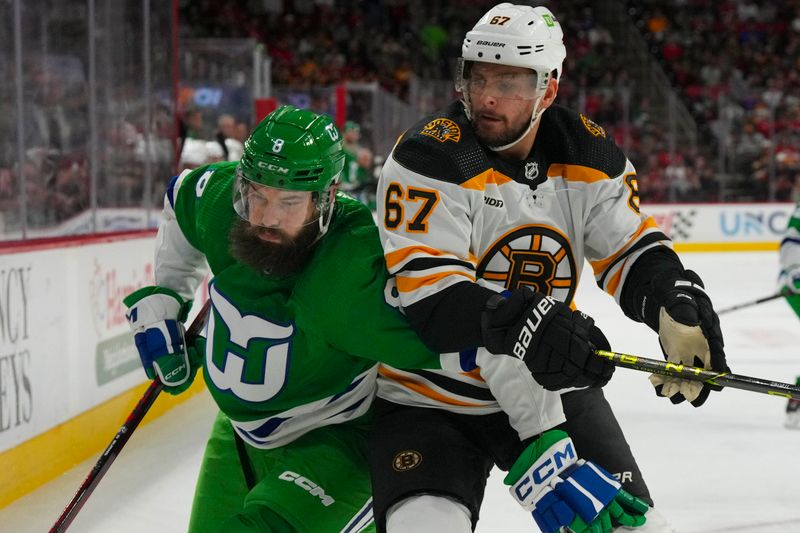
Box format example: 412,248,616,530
514,438,575,500
163,363,188,381
512,295,555,359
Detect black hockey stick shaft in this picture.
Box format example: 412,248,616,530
716,292,785,315
596,349,800,400
50,299,211,533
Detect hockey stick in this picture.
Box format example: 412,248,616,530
50,299,211,533
716,291,785,315
596,349,800,400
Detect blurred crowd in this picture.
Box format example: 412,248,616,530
5,0,800,240
180,0,800,203
633,0,800,201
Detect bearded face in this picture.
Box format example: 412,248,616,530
228,216,321,277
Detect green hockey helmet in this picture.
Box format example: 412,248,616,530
237,105,345,191
234,105,345,236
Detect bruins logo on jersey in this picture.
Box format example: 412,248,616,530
420,118,461,143
477,225,577,304
580,114,606,138
392,450,423,471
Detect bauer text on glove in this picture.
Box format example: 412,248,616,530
482,289,614,390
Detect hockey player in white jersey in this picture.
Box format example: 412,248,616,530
777,200,800,429
368,3,728,532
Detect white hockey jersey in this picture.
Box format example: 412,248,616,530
376,101,672,439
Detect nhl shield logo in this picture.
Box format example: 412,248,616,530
524,161,539,181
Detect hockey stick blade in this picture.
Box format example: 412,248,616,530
716,291,785,315
50,299,211,533
595,349,800,400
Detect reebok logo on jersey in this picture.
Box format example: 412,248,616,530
279,471,335,506
420,118,461,143
512,296,555,359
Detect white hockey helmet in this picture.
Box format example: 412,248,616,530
456,4,567,151
460,3,566,86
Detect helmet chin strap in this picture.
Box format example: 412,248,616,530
307,188,336,246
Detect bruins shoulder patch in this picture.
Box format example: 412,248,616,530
580,113,606,138
420,118,461,143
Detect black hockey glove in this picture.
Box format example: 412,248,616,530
481,289,615,391
641,269,728,407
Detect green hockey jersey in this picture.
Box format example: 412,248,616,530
160,161,441,448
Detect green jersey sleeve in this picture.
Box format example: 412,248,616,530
296,195,442,370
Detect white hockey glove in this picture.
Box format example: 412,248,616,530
124,286,199,395
505,430,648,533
641,270,728,407
778,263,800,295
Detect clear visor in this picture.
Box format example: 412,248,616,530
463,71,540,101
233,169,318,229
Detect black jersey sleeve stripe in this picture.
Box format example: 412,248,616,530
413,370,495,401
597,231,671,288
401,257,477,273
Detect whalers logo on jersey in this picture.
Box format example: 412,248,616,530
420,118,462,143
205,284,293,403
477,225,577,304
580,114,606,138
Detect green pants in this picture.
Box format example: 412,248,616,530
188,411,376,532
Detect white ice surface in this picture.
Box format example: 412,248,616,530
2,252,799,532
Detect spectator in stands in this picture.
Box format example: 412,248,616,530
215,113,244,162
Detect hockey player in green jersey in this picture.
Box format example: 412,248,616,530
123,106,439,532
122,104,636,532
777,200,800,428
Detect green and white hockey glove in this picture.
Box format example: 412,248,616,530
504,430,648,533
123,286,199,395
641,270,728,407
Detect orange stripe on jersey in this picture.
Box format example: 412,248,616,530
461,168,514,190
378,367,484,407
547,164,609,183
481,271,507,282
605,266,624,296
589,217,660,275
396,270,475,293
385,245,465,270
460,367,485,383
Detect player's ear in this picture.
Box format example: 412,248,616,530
541,77,559,109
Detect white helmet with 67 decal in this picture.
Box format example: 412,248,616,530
455,3,566,151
